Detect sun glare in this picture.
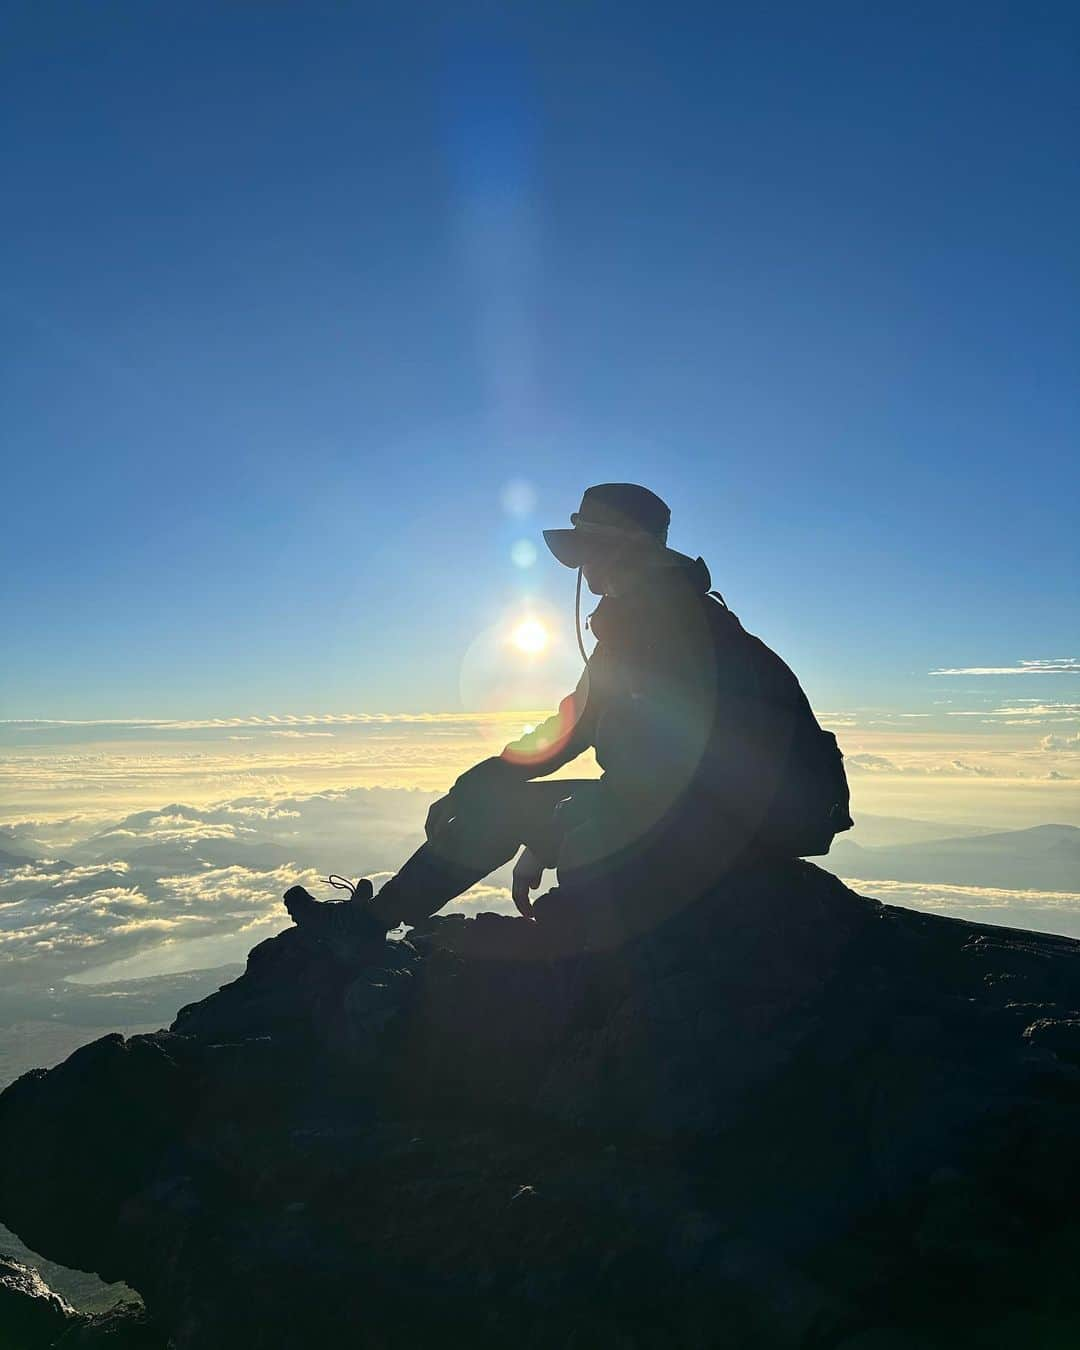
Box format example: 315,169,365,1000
512,618,549,655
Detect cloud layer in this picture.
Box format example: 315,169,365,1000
843,876,1080,941
2,700,1078,993
930,659,1080,677
0,788,519,989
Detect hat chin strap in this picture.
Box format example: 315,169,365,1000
575,566,590,665
571,535,670,666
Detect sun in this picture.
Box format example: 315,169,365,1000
512,618,549,655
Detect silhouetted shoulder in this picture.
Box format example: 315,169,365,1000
708,601,814,715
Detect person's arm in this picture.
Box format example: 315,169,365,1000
424,660,597,841
498,661,595,778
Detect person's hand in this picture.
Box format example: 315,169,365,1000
511,847,545,919
425,792,455,842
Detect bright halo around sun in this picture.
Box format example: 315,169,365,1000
459,604,577,721
512,617,549,655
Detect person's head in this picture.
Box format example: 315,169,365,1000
543,484,672,596
577,532,658,596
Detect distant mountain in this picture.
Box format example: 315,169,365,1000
0,848,35,870
842,812,994,849
84,840,295,873
830,823,1080,892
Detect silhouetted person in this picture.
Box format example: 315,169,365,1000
285,483,850,948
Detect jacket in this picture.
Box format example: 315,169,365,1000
457,552,820,846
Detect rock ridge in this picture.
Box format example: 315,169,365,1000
3,860,1080,1347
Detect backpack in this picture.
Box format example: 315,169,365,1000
763,720,854,857
705,593,854,857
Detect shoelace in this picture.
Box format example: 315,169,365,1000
326,874,361,898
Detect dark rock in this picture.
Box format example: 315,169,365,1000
0,1258,160,1349
51,1301,162,1349
2,861,1080,1347
0,1256,76,1347
1023,1015,1080,1061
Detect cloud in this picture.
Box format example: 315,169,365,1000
448,882,515,915
1,712,545,733
1,815,110,849
948,759,994,776
810,711,860,728
154,863,326,932
845,753,994,777
842,877,1080,941
1040,732,1080,752
0,861,315,977
2,703,1077,992
846,754,899,773
215,803,301,820
0,779,542,993
845,877,1080,909
91,813,254,845
0,787,445,985
991,703,1078,718
0,862,134,905
0,713,549,813
0,882,165,963
930,659,1080,677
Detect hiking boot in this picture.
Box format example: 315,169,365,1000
283,878,388,958
284,874,373,918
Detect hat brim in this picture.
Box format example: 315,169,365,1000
544,521,667,569
542,528,592,568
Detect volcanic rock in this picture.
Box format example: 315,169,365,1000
3,861,1080,1347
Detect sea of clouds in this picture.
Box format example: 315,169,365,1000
0,787,522,990
4,783,1080,1000
1,698,1078,996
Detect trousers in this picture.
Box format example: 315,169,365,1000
369,778,596,929
370,773,754,937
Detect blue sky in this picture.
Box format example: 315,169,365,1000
3,1,1077,731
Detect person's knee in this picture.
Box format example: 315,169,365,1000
429,804,520,875
460,772,542,834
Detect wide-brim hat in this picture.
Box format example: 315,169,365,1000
543,483,672,569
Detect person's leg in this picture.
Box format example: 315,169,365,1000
370,779,590,928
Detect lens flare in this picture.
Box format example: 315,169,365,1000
511,538,537,568
512,618,548,654
459,605,578,717
501,479,536,517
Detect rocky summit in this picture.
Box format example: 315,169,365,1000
3,861,1080,1349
